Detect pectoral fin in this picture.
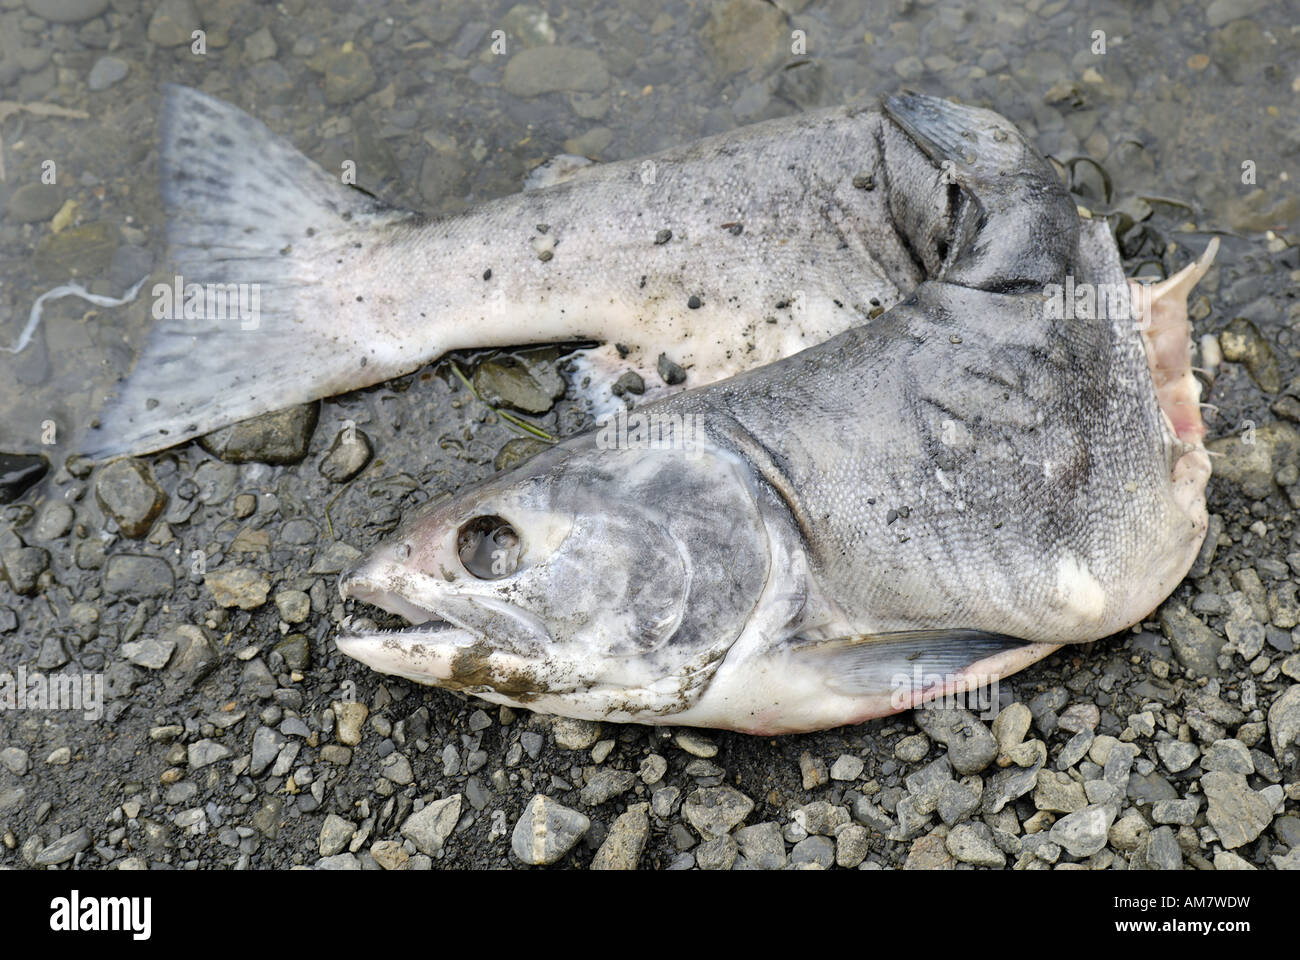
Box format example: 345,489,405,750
790,629,1047,699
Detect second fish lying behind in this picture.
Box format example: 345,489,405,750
338,94,1216,733
87,84,1050,459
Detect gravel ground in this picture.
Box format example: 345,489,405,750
1,0,1299,871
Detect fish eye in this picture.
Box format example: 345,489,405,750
457,515,521,579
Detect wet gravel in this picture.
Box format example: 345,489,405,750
1,0,1299,870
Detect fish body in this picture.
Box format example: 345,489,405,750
338,94,1215,733
85,86,978,460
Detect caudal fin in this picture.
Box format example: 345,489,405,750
82,84,419,461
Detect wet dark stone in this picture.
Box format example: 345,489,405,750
95,458,166,538
1,546,49,595
200,403,320,465
319,427,373,483
0,453,48,504
102,554,174,598
657,353,687,386
612,372,645,397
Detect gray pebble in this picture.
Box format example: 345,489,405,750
734,822,787,870
1048,804,1117,858
912,706,997,774
946,822,1005,867
186,739,231,769
318,814,355,856
682,785,753,839
580,768,636,806
591,803,649,870
790,835,835,869
511,794,589,865
87,55,128,91
1144,825,1183,870
1155,739,1200,774
696,834,739,870
401,794,462,856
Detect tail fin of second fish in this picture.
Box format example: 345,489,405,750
82,84,422,461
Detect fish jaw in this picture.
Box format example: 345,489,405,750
1126,238,1219,624
337,558,566,697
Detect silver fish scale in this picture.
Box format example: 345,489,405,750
654,223,1175,645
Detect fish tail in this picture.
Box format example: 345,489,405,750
82,84,420,461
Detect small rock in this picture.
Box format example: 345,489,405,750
1267,684,1300,761
318,814,355,856
1108,812,1150,851
1213,851,1256,870
793,801,850,837
553,717,600,750
904,831,954,869
95,459,166,538
657,353,686,386
1033,769,1087,813
370,840,410,870
913,706,997,774
674,730,718,758
790,835,835,869
200,403,319,465
1151,798,1199,826
1,547,49,595
799,751,827,790
734,822,786,870
0,747,29,776
682,785,753,840
121,636,175,670
1144,825,1183,870
511,795,589,865
579,769,636,806
1156,739,1200,774
590,803,649,870
895,733,930,763
638,754,667,784
250,725,285,777
315,853,360,870
333,701,369,746
936,779,981,825
24,0,109,25
696,834,739,870
401,794,462,856
1201,770,1276,849
274,590,311,624
1048,804,1117,858
87,55,128,91
146,0,199,47
1202,739,1254,774
503,46,609,96
1218,317,1281,393
317,48,377,105
244,26,277,62
946,823,1005,868
835,824,871,868
319,427,373,482
205,568,270,610
33,827,91,865
830,754,864,781
1159,602,1224,676
186,739,231,769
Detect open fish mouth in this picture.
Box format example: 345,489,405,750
337,572,559,697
